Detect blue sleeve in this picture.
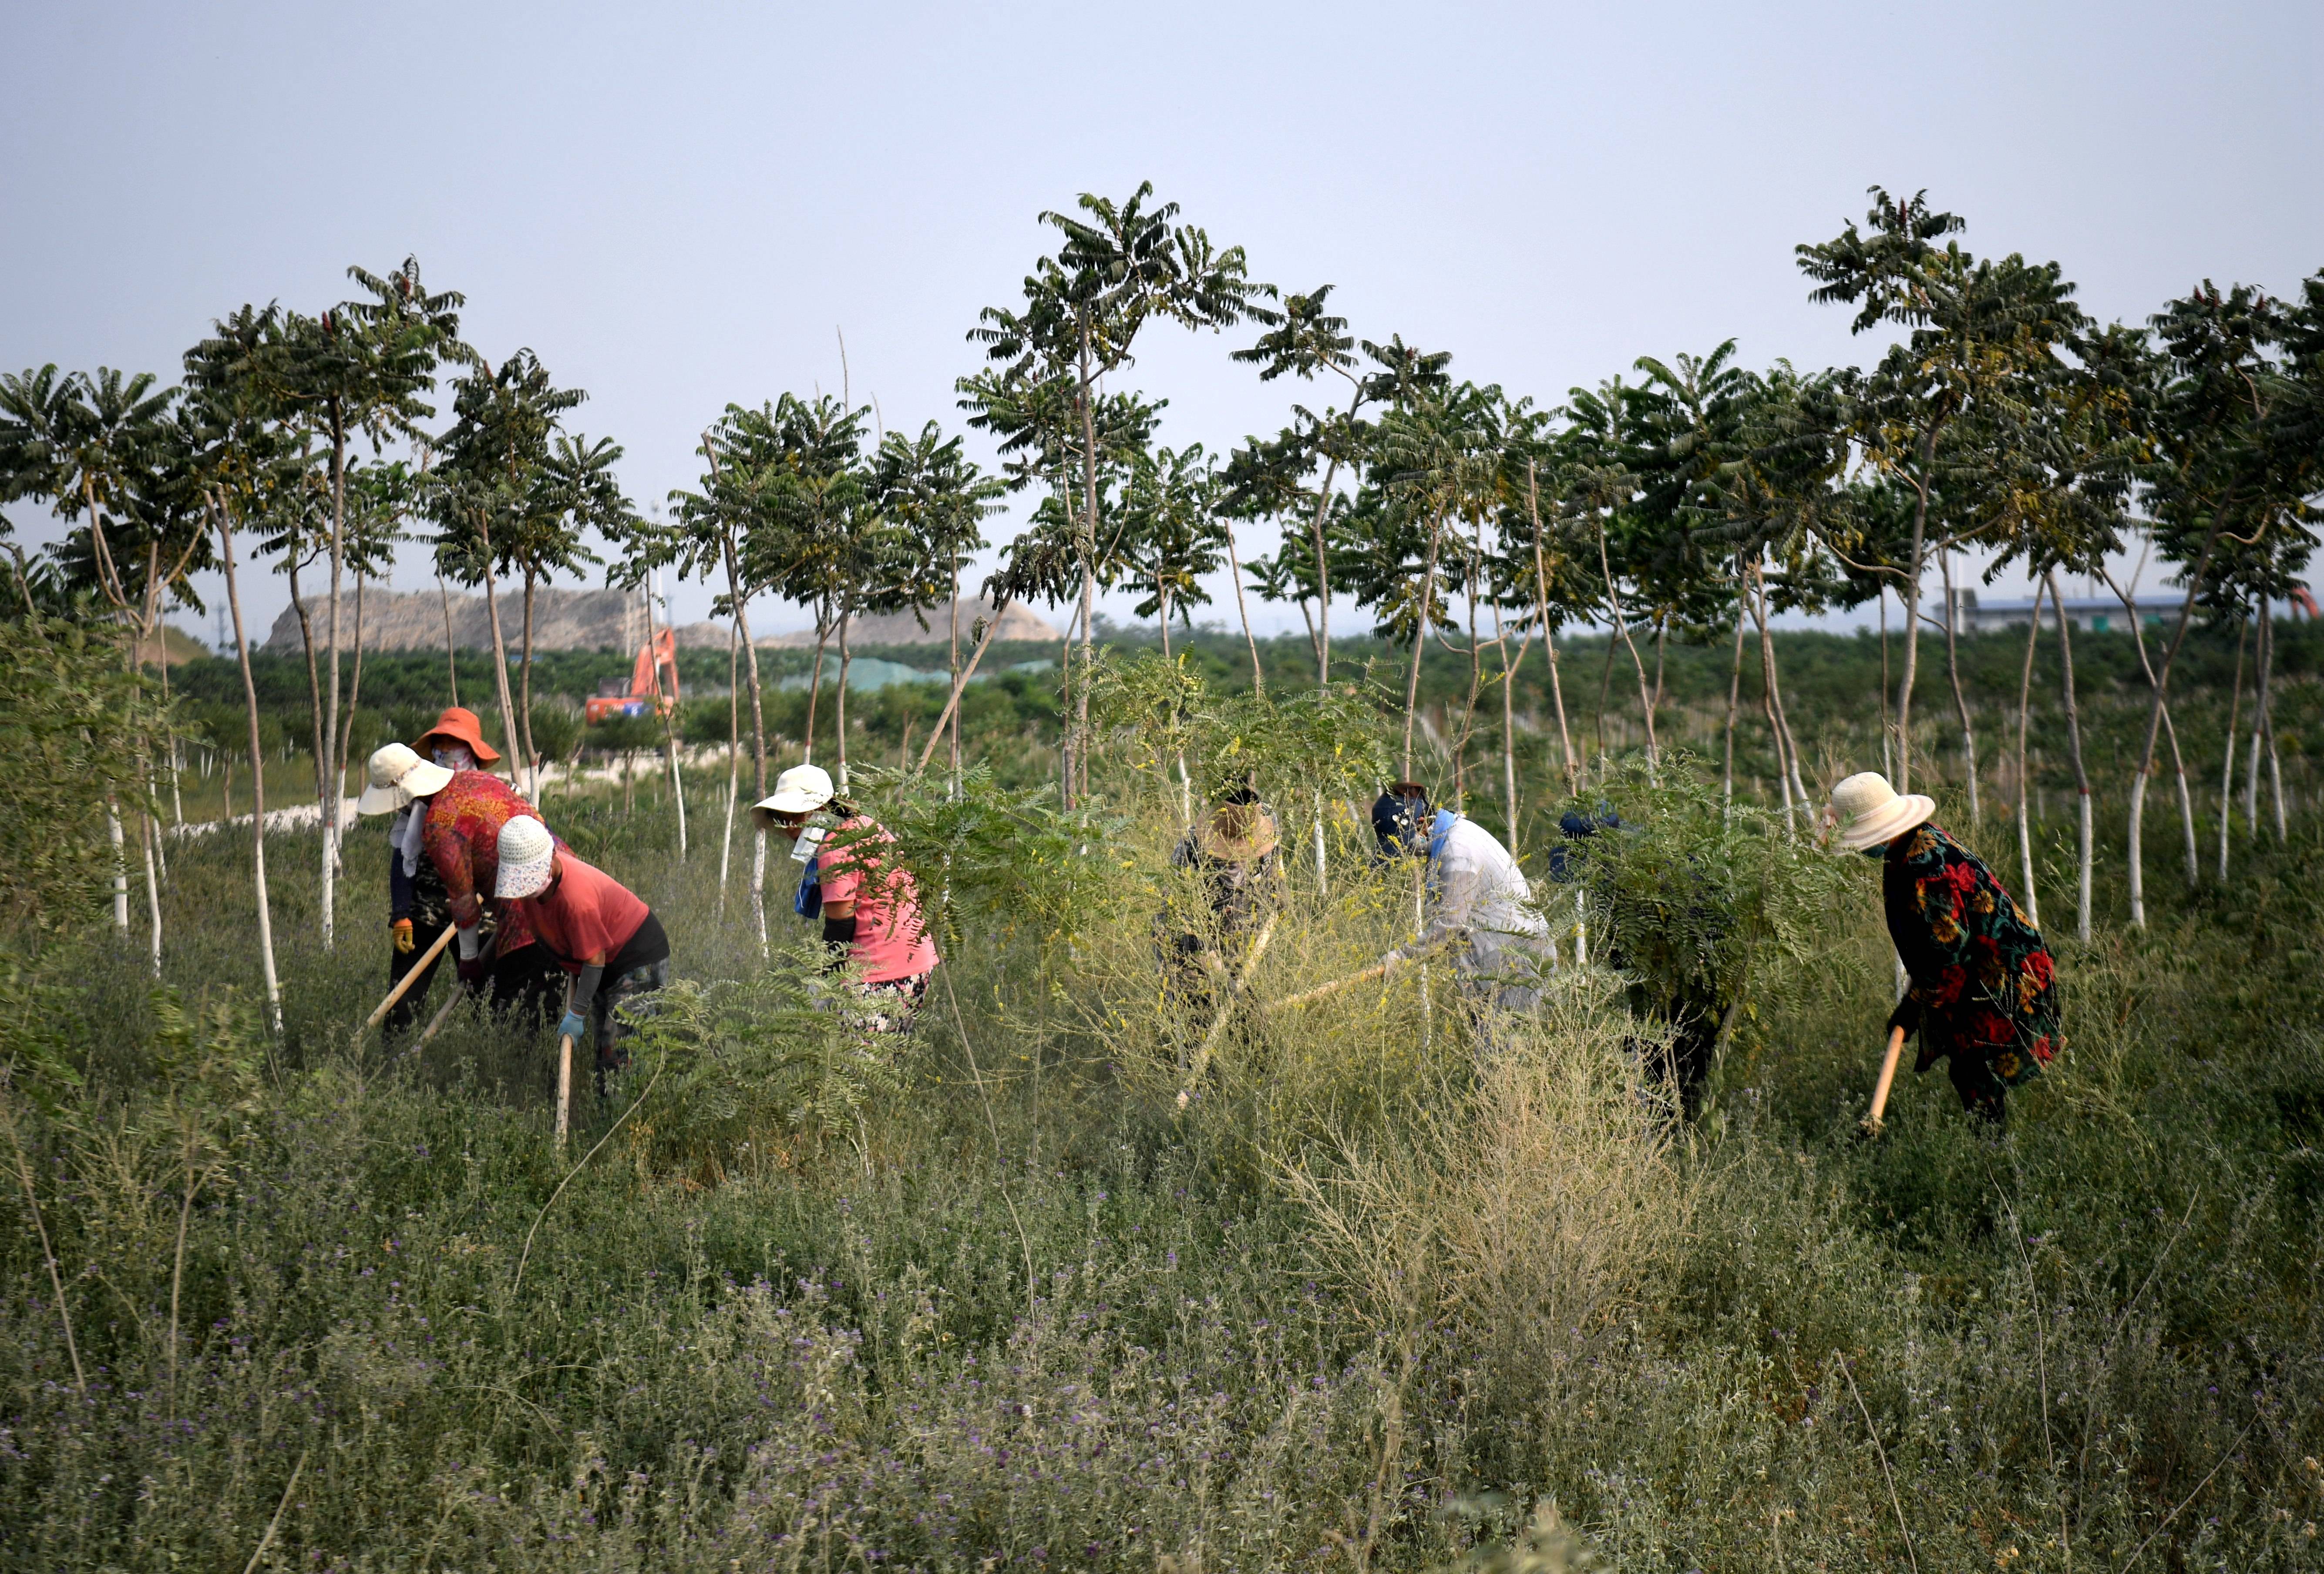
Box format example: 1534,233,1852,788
389,842,415,923
794,856,822,920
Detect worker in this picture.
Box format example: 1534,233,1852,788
1829,772,2060,1124
409,710,562,1024
1156,784,1287,1022
1371,782,1552,1014
753,764,939,1032
493,816,669,1089
355,742,456,1038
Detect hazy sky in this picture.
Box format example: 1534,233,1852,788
5,0,2320,644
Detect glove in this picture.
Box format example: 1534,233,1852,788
557,1010,588,1044
1885,994,1923,1040
392,919,414,955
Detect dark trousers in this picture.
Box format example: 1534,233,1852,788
384,914,452,1040
487,943,564,1031
1945,1050,2009,1125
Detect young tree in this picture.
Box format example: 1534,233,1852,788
427,349,583,800
1799,191,2084,792
970,183,1271,805
871,421,1002,791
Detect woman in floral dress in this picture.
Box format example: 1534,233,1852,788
1830,772,2061,1124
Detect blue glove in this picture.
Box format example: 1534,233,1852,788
557,1011,587,1044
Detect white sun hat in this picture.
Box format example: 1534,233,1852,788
752,763,836,826
1828,771,1936,853
357,742,454,816
494,815,558,898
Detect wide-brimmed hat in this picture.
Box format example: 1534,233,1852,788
493,815,557,899
356,742,454,815
752,764,835,826
1197,800,1280,863
1828,771,1935,852
413,706,501,765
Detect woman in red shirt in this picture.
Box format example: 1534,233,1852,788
753,764,938,1032
495,817,670,1087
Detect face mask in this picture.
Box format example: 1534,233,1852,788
432,745,475,770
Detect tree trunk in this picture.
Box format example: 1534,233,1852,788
802,616,832,767
474,513,525,802
215,498,282,1030
1751,571,1797,831
647,572,686,858
834,607,854,792
2110,570,2200,887
337,571,368,809
948,565,963,795
2218,607,2247,881
1525,463,1577,793
1495,596,1520,848
285,557,328,816
1307,453,1340,688
1400,514,1444,782
1939,548,1980,824
519,571,539,793
2045,572,2092,943
1894,431,1935,793
1879,586,1893,780
718,625,739,917
2122,516,2226,928
2259,597,2285,842
1755,567,1812,816
437,567,460,705
1594,514,1658,769
717,535,769,956
321,404,347,953
917,594,1015,774
1220,515,1264,695
2015,579,2045,929
1072,315,1101,810
1722,591,1747,805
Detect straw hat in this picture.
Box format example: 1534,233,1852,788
413,706,501,765
1196,800,1280,863
493,815,557,899
1828,771,1935,852
356,742,454,816
751,763,835,826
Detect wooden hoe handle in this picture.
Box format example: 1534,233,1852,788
363,923,459,1031
1864,1025,1907,1134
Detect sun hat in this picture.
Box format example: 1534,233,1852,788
752,763,836,826
356,742,454,816
413,706,501,765
1196,800,1280,863
493,815,557,899
1828,771,1935,853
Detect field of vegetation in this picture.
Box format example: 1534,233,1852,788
7,178,2324,1569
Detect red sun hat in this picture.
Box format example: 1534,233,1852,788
413,706,502,765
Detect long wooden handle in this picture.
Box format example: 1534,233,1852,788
1174,916,1279,1109
1865,1025,1907,1133
410,928,501,1050
554,1034,574,1147
1264,930,1461,1014
363,923,458,1030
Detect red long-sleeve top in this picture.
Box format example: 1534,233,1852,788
421,769,549,952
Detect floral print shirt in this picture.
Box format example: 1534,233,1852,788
421,770,549,952
1883,822,2060,1085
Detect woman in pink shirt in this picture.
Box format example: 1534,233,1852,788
753,764,939,1032
495,817,670,1088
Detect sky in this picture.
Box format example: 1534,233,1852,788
3,0,2320,648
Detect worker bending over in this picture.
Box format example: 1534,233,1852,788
1371,782,1552,1014
355,743,456,1038
1828,772,2060,1124
755,765,939,1034
408,708,562,1024
494,816,670,1091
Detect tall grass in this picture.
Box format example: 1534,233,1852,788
3,744,2321,1569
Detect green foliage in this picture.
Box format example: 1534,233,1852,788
619,942,902,1173
1564,754,1850,1021
0,614,162,941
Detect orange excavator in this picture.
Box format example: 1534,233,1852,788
585,628,680,722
